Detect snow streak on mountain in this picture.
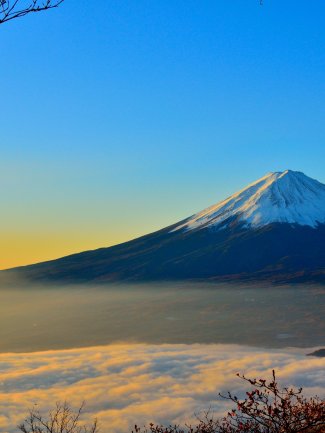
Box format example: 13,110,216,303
172,170,325,232
3,169,325,284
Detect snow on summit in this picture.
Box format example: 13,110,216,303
172,170,325,232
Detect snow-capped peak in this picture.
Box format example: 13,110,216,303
172,170,325,232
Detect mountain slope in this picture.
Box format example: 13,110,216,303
172,170,325,232
5,170,325,284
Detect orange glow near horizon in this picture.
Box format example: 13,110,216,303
0,231,137,270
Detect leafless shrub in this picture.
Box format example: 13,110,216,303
18,401,98,433
133,371,325,433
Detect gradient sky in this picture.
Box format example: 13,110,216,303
1,0,325,269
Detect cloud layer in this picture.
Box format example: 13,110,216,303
0,344,324,433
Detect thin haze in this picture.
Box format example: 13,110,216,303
0,283,324,353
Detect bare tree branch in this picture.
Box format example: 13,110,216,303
134,371,325,433
17,401,99,433
0,0,63,25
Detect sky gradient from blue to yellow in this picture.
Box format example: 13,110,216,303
1,0,325,269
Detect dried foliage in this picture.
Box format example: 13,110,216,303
18,401,98,433
133,371,325,433
0,0,63,25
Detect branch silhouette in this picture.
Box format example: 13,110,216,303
0,0,63,25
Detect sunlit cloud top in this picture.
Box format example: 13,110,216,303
0,344,324,433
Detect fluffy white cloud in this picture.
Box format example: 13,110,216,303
0,344,324,433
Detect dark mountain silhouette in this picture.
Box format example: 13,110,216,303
5,170,325,284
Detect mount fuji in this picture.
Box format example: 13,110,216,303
172,170,325,231
6,170,325,284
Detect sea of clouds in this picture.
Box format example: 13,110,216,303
0,344,324,433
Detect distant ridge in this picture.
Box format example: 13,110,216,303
4,170,325,284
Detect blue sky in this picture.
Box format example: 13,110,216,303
1,0,325,267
